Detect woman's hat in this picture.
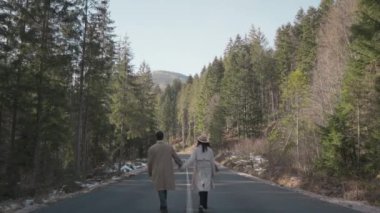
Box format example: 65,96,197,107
197,134,209,143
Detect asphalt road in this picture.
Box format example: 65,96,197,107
33,156,360,213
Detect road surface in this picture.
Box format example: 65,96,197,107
33,156,360,213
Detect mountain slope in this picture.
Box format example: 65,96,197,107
152,70,188,89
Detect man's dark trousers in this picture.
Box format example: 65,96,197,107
158,190,167,210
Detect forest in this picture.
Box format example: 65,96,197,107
0,0,379,204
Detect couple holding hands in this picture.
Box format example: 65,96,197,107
148,131,217,212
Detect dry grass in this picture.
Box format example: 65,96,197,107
231,138,267,156
278,175,302,188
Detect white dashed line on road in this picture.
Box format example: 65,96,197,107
186,168,193,213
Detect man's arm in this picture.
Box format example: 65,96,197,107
147,148,153,177
171,147,182,168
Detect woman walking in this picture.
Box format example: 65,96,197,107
182,134,217,211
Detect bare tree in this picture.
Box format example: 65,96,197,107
308,0,358,126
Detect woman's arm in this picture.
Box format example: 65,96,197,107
182,148,196,169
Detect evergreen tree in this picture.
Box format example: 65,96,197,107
320,0,380,177
187,74,200,143
194,66,208,133
157,80,182,141
204,58,225,143
110,37,136,165
221,30,272,138
177,78,193,145
295,7,320,75
320,104,355,175
274,24,296,77
0,0,83,195
135,62,157,156
81,0,115,173
221,35,249,137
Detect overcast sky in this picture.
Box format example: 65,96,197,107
109,0,320,76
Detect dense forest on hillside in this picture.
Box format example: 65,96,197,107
0,0,378,204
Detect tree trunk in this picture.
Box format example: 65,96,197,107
193,114,196,143
296,95,300,168
260,78,264,125
0,104,2,145
356,102,360,164
270,89,275,122
32,0,49,192
187,118,192,145
181,119,185,147
32,61,45,192
76,0,88,178
6,70,20,196
83,104,89,174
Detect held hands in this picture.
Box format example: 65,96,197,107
178,162,185,171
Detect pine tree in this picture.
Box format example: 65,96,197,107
110,37,136,164
75,0,89,177
157,80,182,141
221,35,249,137
187,74,200,143
135,62,157,156
0,0,29,196
204,58,225,142
295,7,320,75
194,66,208,133
81,0,115,174
320,104,355,175
0,0,83,194
274,24,297,77
177,78,193,146
320,0,380,177
221,31,272,138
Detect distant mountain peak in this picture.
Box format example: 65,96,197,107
152,70,188,89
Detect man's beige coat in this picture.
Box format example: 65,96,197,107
148,141,182,191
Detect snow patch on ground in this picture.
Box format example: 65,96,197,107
0,160,147,213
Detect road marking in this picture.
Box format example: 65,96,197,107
186,168,193,213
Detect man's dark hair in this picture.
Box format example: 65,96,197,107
156,131,164,140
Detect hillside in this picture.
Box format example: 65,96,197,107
152,70,188,89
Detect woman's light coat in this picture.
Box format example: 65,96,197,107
183,146,216,191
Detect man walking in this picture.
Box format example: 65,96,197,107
148,131,182,213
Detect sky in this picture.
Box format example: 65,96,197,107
109,0,321,76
